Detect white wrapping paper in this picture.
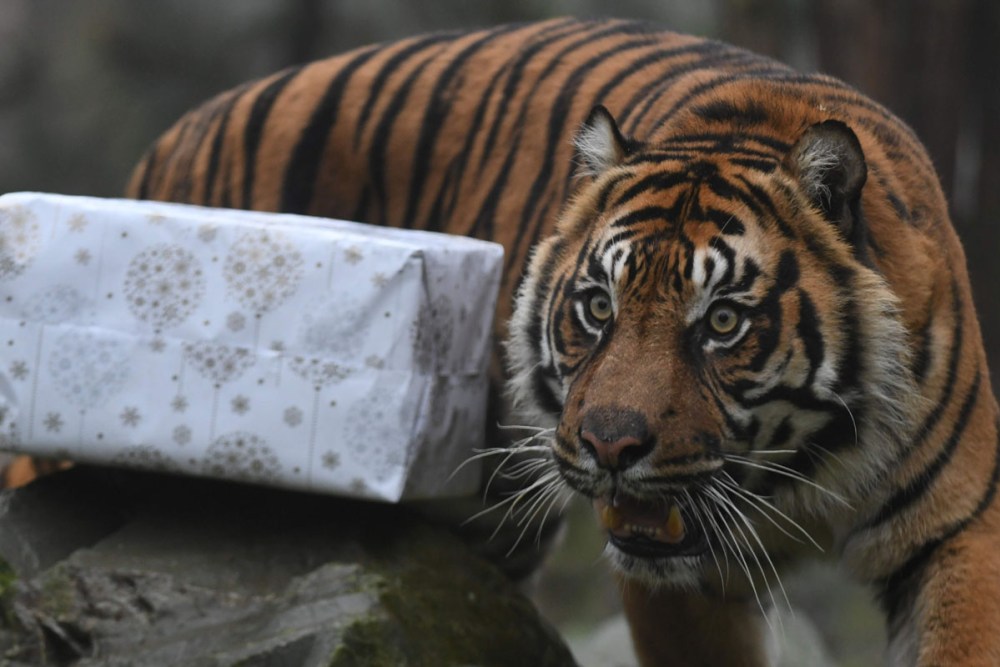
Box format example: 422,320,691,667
0,192,503,502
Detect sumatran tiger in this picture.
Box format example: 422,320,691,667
7,17,998,666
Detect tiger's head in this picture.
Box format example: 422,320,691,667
506,104,918,586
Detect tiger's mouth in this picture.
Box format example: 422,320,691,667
594,494,709,559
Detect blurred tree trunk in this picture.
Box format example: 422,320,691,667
963,0,1000,394
287,0,325,65
812,0,969,205
722,0,1000,394
719,0,794,60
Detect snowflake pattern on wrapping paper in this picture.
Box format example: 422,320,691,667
202,431,282,483
173,425,192,446
197,224,218,243
343,385,421,483
9,360,28,381
411,295,455,373
296,297,366,362
49,331,131,411
321,451,340,469
288,357,350,389
124,244,205,331
283,406,303,427
43,413,64,433
21,285,91,325
343,246,363,265
223,230,303,314
226,311,246,332
112,446,177,473
67,213,88,233
120,406,142,428
231,395,250,415
0,412,21,452
0,205,41,281
184,342,255,386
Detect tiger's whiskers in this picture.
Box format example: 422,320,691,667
456,425,569,556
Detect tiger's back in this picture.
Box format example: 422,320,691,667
128,18,956,341
17,18,1000,666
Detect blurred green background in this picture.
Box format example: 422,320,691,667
2,1,997,664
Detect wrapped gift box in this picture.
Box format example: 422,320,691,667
0,192,503,502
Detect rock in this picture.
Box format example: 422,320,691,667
0,466,577,667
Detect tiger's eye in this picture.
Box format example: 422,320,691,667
707,303,740,336
588,292,613,322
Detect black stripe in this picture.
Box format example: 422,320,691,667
736,175,795,238
775,250,800,291
403,24,522,229
437,23,584,231
474,19,589,176
796,290,824,387
692,98,770,124
729,157,777,173
473,21,658,261
613,170,691,208
280,44,383,214
703,207,745,235
203,88,248,206
131,149,155,200
352,33,459,151
865,369,983,530
912,282,965,443
242,67,302,209
594,173,631,214
582,41,740,154
743,294,783,375
878,417,1000,623
911,314,934,383
622,52,759,135
507,34,670,275
647,66,794,134
609,205,674,229
531,369,563,415
368,43,460,225
768,417,794,450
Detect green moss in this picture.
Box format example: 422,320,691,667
0,558,15,598
366,525,577,667
327,617,406,667
36,564,77,619
0,557,16,628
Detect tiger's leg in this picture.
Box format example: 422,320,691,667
0,455,72,489
620,581,770,667
887,506,1000,666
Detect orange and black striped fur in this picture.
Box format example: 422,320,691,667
24,18,1000,665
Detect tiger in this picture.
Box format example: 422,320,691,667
9,17,1000,666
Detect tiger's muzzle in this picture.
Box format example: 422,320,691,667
560,404,722,561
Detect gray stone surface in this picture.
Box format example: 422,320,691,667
0,466,577,666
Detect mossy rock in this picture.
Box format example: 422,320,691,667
0,467,576,667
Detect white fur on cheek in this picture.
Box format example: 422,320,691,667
505,242,562,428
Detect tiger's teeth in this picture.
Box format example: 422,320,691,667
664,504,685,543
601,505,623,531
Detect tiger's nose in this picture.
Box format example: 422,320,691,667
579,406,653,470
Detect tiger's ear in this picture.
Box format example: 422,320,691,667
574,106,635,177
786,120,868,245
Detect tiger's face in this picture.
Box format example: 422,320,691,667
506,107,916,586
